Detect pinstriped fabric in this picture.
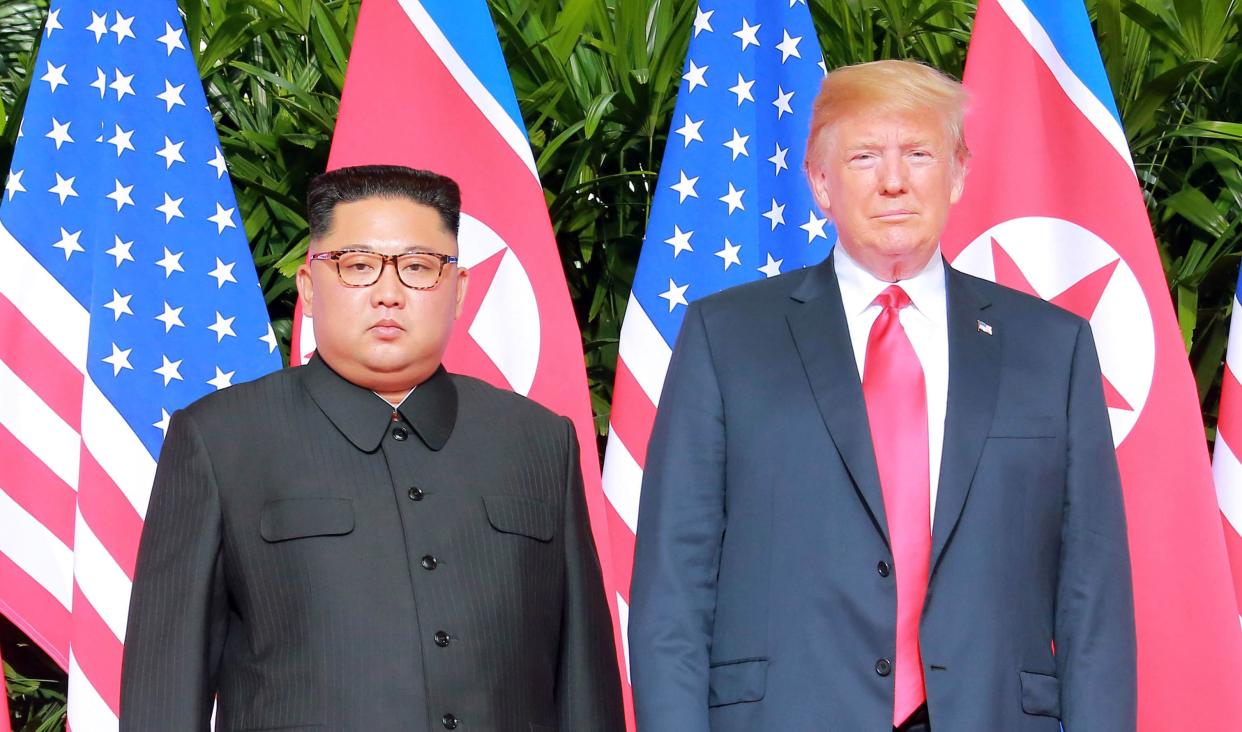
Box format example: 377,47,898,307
120,357,623,731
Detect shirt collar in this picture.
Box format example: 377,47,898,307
832,243,947,324
300,353,457,452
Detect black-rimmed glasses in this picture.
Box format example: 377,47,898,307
309,249,459,289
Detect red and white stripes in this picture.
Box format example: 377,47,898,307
0,221,156,731
600,295,674,674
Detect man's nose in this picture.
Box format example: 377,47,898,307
370,259,407,307
878,155,909,195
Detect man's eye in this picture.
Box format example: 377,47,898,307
340,256,377,272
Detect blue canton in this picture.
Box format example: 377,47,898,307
631,0,835,345
1,0,281,456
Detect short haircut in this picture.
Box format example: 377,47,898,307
306,164,462,240
805,60,969,169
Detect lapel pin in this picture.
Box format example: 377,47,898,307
977,320,993,336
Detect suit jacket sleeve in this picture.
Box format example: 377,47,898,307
1057,320,1137,730
120,410,228,731
556,417,626,731
629,303,726,732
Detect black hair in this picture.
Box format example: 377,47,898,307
306,164,462,239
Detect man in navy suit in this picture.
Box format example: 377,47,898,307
628,60,1135,731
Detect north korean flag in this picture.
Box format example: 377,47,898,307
942,0,1242,727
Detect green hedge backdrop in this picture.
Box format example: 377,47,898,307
1,0,1239,726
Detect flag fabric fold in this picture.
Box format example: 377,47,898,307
601,0,831,678
943,0,1242,726
0,1,281,728
288,0,633,722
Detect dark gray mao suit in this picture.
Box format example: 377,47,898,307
629,255,1136,731
120,355,624,732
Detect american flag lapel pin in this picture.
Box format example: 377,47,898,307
977,320,993,336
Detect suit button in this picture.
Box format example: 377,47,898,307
434,630,451,647
421,555,438,571
877,561,891,577
875,658,892,676
392,426,408,441
441,713,458,729
408,486,424,501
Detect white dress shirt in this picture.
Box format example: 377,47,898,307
833,245,949,529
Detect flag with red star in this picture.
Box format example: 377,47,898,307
942,0,1242,726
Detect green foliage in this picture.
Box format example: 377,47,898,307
490,0,696,431
191,0,363,364
1092,0,1242,433
3,659,66,731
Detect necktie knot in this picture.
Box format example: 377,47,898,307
875,284,912,311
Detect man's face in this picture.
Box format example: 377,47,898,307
807,108,966,280
296,196,468,396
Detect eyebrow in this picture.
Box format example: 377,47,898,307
335,245,440,255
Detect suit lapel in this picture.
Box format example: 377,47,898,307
787,256,890,546
931,268,1000,576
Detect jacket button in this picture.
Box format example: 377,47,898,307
434,630,451,647
408,486,424,501
421,555,438,571
875,658,892,676
392,426,408,441
441,713,458,729
877,561,891,577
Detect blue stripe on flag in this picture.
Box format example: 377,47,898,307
418,0,529,141
1023,0,1123,124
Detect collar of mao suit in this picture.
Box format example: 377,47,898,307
299,353,458,453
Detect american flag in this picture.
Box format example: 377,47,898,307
601,0,831,674
0,1,280,728
1212,272,1242,628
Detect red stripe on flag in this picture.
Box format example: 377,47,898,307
1222,514,1242,618
0,551,70,669
607,503,636,605
69,584,123,717
609,360,656,470
77,447,143,578
0,292,84,431
1217,367,1242,450
0,424,76,547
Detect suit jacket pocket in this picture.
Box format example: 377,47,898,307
483,495,555,542
1019,670,1061,718
708,658,768,707
259,498,354,542
989,416,1058,438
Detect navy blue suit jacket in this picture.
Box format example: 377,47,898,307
628,256,1136,731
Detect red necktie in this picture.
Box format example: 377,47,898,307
862,285,931,725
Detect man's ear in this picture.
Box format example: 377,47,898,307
453,268,470,319
296,260,314,317
949,152,968,205
807,165,833,219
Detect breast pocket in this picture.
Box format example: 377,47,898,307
988,416,1059,439
259,498,354,542
482,495,555,542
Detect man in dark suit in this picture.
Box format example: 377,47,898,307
120,165,624,731
628,60,1135,731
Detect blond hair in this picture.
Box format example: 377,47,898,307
805,60,969,169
